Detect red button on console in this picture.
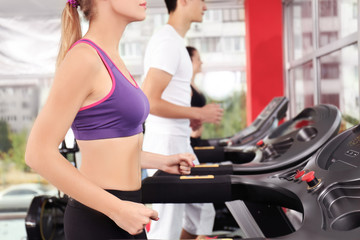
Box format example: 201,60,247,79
294,170,305,179
301,171,321,189
302,171,315,182
256,140,264,147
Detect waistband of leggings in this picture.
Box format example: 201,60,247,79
67,189,142,209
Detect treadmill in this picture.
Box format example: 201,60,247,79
142,123,360,240
205,96,288,147
144,104,342,239
162,104,342,175
24,104,341,240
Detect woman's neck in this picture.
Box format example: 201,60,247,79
84,14,127,55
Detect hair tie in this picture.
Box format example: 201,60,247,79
68,0,79,8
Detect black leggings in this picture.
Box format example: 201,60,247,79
64,189,147,240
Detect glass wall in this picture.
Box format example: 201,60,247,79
284,0,359,129
319,44,359,127
288,0,314,60
318,0,357,46
289,62,314,113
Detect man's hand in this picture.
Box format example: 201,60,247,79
200,103,223,124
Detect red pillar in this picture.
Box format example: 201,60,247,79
245,0,284,125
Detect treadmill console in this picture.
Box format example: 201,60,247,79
226,96,288,146
317,125,360,171
267,124,360,239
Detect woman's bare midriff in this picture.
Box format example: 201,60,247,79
76,133,143,191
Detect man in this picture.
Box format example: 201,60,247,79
142,0,223,239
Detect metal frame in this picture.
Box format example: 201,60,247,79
283,0,360,118
225,200,265,238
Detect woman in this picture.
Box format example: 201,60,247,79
25,0,195,239
186,46,210,148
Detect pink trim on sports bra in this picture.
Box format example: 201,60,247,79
69,40,116,112
82,38,139,89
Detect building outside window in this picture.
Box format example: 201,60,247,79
284,0,359,129
289,61,315,113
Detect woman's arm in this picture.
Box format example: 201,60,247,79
191,125,204,138
141,151,195,175
25,44,157,235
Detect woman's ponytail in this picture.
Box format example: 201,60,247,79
56,3,82,68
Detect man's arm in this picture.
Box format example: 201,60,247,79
142,67,202,120
142,67,223,125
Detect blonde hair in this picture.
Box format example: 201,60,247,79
56,0,95,68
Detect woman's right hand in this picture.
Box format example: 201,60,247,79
199,103,223,124
110,200,158,235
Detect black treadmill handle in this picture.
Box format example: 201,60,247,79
142,175,232,204
188,161,297,176
141,174,301,212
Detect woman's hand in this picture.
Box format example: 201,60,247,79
190,119,202,131
191,125,203,138
110,200,158,235
162,153,196,175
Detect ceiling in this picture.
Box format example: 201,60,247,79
0,0,243,17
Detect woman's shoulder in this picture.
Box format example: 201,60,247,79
54,42,103,90
65,42,102,70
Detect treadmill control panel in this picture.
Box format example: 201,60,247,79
258,97,286,119
317,125,360,171
229,96,288,145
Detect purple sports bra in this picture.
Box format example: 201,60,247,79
70,39,150,140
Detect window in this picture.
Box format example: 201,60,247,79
301,1,312,18
353,3,358,18
319,45,359,127
302,32,313,50
120,42,142,57
319,0,338,17
223,8,241,22
285,0,359,126
318,0,357,45
319,31,338,47
188,37,221,53
320,62,340,79
288,0,314,60
223,37,243,52
290,62,315,114
320,94,340,107
204,9,222,22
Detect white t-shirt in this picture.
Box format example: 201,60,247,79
143,24,193,136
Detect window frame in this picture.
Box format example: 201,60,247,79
283,0,360,119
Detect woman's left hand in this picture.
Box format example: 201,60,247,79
162,153,196,175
